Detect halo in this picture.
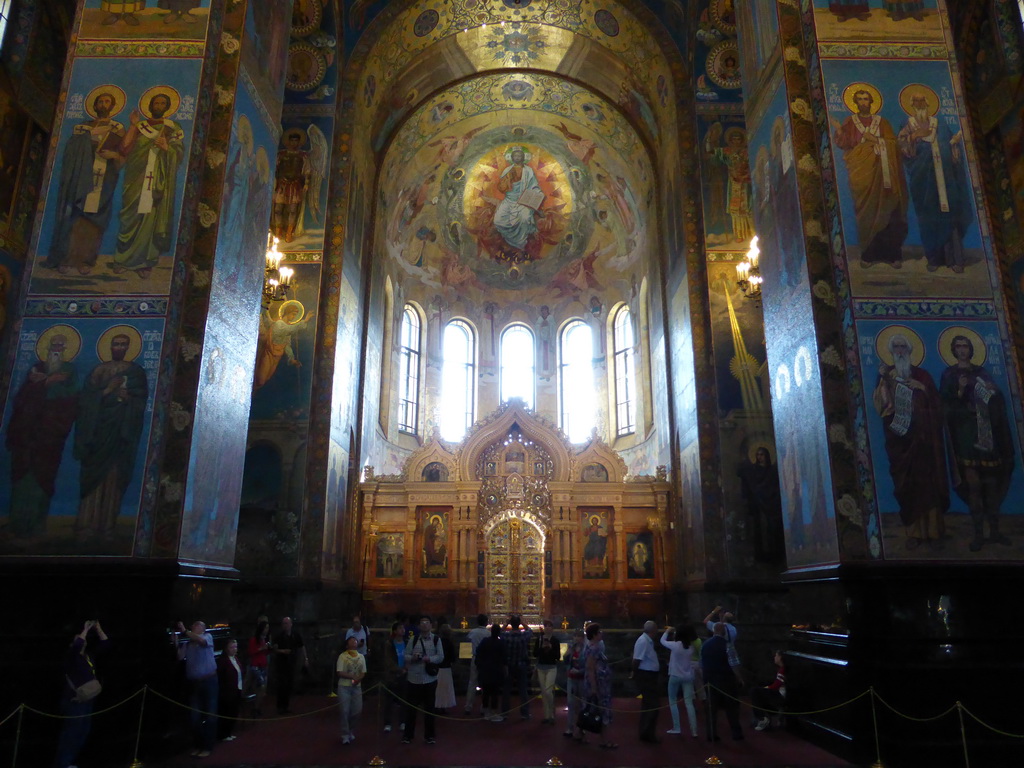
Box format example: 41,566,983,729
723,126,746,144
96,325,143,363
747,440,774,465
899,83,940,117
875,325,924,367
84,85,126,119
278,299,304,324
255,146,270,184
429,513,444,528
504,145,531,163
937,326,987,368
236,114,254,156
34,324,82,362
588,514,601,527
842,82,883,115
138,85,181,119
283,127,307,146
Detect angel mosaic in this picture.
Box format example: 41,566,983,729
270,124,328,243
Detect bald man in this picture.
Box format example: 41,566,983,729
632,620,662,743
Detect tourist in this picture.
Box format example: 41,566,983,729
463,613,490,715
381,621,407,733
660,624,699,738
434,623,457,710
336,636,367,744
751,650,787,731
562,629,585,737
176,619,218,758
273,616,307,715
702,622,743,742
403,615,443,744
475,622,506,722
576,622,616,749
217,638,243,742
632,620,662,743
345,614,370,658
703,604,738,643
54,620,110,768
245,620,272,716
534,619,560,724
502,614,533,721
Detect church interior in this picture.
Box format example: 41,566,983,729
0,0,1023,765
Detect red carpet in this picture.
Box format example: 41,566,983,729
151,693,853,767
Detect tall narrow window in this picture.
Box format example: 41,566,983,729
613,306,636,436
397,306,421,434
441,320,475,442
0,1,11,51
559,320,595,443
500,324,535,410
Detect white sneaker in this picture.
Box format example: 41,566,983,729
666,728,682,734
490,714,505,722
384,724,392,732
222,735,236,741
755,717,770,731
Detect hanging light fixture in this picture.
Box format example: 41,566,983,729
263,233,293,306
736,235,762,301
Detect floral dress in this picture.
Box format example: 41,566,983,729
581,641,613,723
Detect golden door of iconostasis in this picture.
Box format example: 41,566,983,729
484,513,545,627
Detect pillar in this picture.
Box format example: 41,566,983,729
735,0,1024,762
0,0,292,645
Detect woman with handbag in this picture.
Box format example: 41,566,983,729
574,622,616,749
54,620,110,768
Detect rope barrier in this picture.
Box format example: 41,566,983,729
958,701,1024,739
21,687,144,720
2,675,1020,768
871,688,958,723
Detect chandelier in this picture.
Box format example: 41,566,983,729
735,235,762,301
263,234,293,306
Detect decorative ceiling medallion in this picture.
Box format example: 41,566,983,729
485,22,547,66
709,0,737,36
413,9,439,37
593,8,619,37
705,40,742,90
291,0,323,38
286,42,328,92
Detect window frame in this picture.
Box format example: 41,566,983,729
558,318,596,443
397,304,422,435
612,305,636,437
499,322,536,410
440,318,477,442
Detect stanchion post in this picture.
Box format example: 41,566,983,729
956,702,970,768
129,685,148,768
11,704,24,768
869,686,885,768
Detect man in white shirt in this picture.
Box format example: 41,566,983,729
463,613,490,714
403,616,443,744
632,620,662,744
344,614,370,657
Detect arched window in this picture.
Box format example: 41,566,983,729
559,320,595,443
612,305,636,436
500,323,535,410
440,319,476,442
0,1,11,51
397,305,421,434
